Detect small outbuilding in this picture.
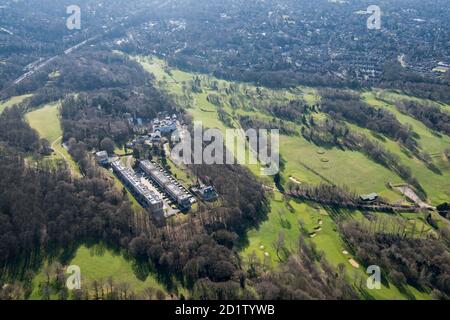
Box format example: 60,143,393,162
360,193,378,202
95,150,109,165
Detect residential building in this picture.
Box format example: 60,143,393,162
95,150,109,165
111,161,164,215
360,193,379,202
192,185,219,202
152,116,177,134
139,160,192,210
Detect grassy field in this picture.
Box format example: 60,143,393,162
362,91,450,205
0,94,32,114
26,103,62,142
133,55,415,201
25,103,179,299
280,135,403,201
133,55,263,177
242,191,431,300
29,245,168,300
132,53,442,299
25,102,81,177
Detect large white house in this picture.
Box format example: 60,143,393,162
152,115,177,134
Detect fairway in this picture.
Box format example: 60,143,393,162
132,54,263,177
133,53,443,300
133,54,416,201
30,245,168,300
242,192,431,300
25,102,81,177
363,91,450,204
0,94,32,114
280,135,403,201
26,102,62,142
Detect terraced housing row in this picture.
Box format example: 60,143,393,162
111,161,164,215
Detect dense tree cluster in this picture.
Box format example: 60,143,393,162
301,119,425,196
287,183,358,206
13,52,273,299
61,87,172,150
1,46,274,299
437,203,450,220
40,51,177,150
0,146,135,268
0,106,44,153
319,89,419,152
239,115,297,136
191,163,269,236
0,115,268,299
396,100,450,136
251,237,358,300
340,221,450,299
381,63,450,103
258,99,315,124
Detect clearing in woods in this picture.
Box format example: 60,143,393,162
0,94,33,114
29,245,172,300
25,102,81,177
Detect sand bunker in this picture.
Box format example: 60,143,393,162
348,258,360,268
289,177,302,184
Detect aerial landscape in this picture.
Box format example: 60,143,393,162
0,0,449,308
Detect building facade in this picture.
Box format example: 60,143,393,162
139,160,192,210
111,161,164,215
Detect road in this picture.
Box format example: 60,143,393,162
51,136,67,162
1,0,175,95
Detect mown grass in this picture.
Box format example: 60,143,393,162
280,134,403,201
141,59,410,199
25,102,81,177
29,245,168,300
0,94,32,114
133,55,263,177
242,192,431,300
132,53,437,299
25,103,62,142
362,91,450,205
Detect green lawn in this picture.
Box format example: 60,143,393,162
25,102,62,142
133,54,263,177
139,58,408,199
362,91,450,205
0,94,32,114
242,191,431,300
280,134,403,201
25,102,81,177
30,245,168,300
131,53,437,300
